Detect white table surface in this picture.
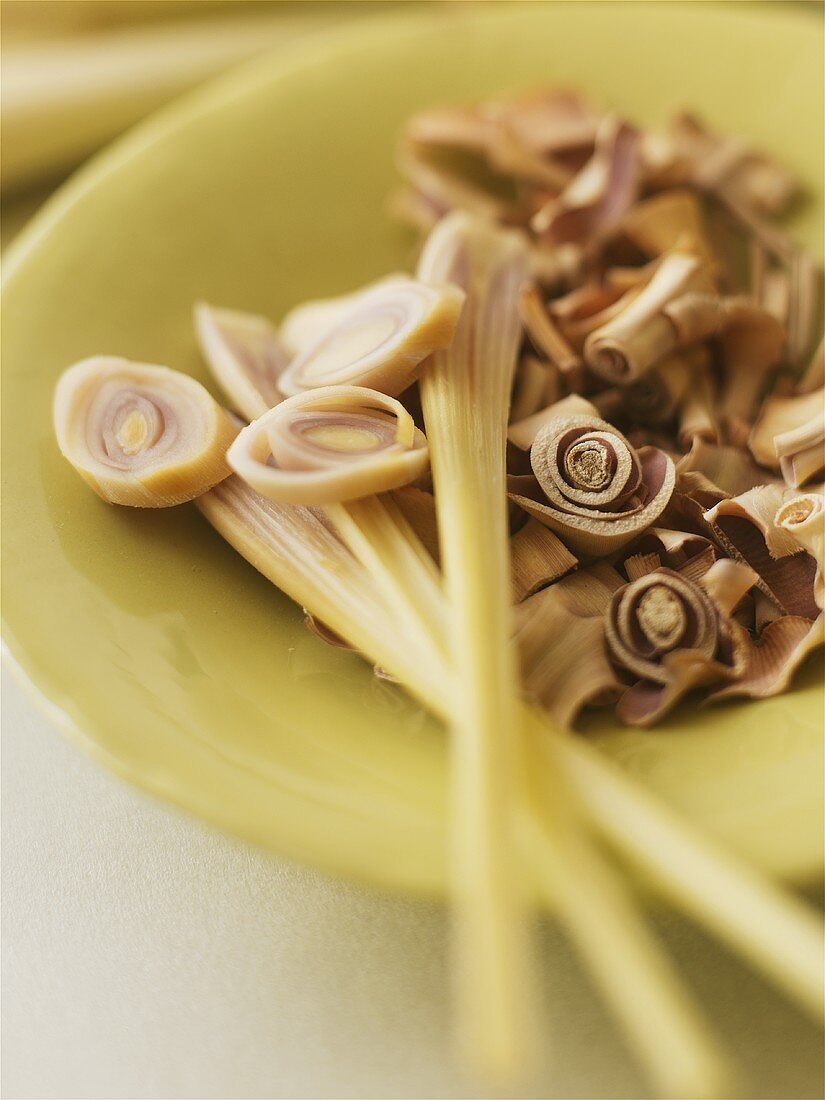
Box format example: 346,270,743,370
2,662,824,1100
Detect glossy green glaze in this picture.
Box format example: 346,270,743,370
3,3,822,894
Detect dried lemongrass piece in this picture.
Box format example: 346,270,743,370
194,302,288,421
508,393,598,451
620,189,716,266
489,88,603,162
584,251,705,382
622,527,718,584
278,278,465,398
417,212,532,1076
515,571,622,728
509,354,561,423
678,347,720,447
549,282,631,350
53,356,238,507
397,140,525,226
511,412,675,556
677,437,778,498
654,111,797,216
228,386,428,505
532,116,642,246
708,614,824,704
518,283,581,373
605,563,754,726
775,494,824,609
749,387,825,487
705,485,820,620
279,274,408,355
510,517,578,602
623,355,690,426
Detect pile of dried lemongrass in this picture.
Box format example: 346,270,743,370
54,90,823,1098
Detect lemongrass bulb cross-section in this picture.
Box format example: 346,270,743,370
53,357,238,507
227,386,429,504
278,278,465,398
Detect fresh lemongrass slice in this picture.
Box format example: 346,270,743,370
278,278,465,397
53,356,238,507
279,274,407,355
775,493,824,609
227,386,428,505
416,211,532,1079
194,302,288,420
704,485,820,620
511,412,675,556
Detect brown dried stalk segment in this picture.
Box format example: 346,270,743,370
510,517,578,602
707,614,824,704
550,282,631,350
621,527,718,584
704,485,820,620
518,283,581,373
508,393,598,451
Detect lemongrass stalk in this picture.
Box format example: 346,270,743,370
416,212,533,1078
199,477,823,1087
206,474,734,1095
550,724,825,1022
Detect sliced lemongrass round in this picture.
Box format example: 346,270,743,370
278,273,408,355
227,385,428,504
278,278,465,398
53,356,238,507
194,302,288,421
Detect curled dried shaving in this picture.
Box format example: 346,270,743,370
584,250,706,382
749,387,825,488
508,394,598,451
704,485,820,620
194,302,288,420
512,413,675,556
775,494,824,610
622,527,718,584
606,562,755,726
54,356,237,507
532,116,642,246
227,386,428,505
278,278,465,398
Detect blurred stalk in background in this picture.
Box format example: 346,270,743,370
0,1,428,203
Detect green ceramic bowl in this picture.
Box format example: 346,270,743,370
3,2,823,895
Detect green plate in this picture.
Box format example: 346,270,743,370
3,2,823,895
